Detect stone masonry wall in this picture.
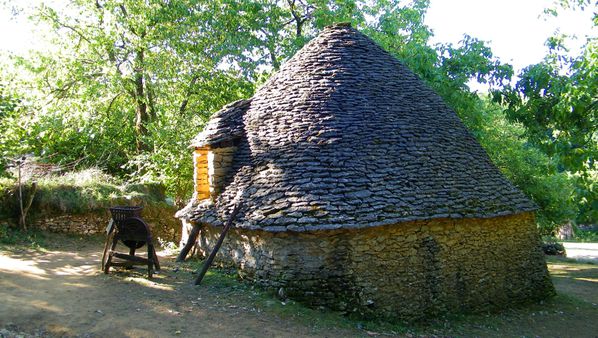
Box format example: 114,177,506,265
207,147,236,198
33,213,107,235
187,212,554,319
194,148,210,200
33,206,181,242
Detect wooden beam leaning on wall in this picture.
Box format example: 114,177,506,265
176,222,202,262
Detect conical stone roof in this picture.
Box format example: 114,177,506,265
179,23,537,232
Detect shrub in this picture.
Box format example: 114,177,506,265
573,224,598,242
0,168,167,222
542,239,566,256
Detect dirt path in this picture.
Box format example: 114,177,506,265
2,236,598,338
0,237,358,338
563,242,598,263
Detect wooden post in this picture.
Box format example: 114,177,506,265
177,222,202,262
20,181,37,231
194,204,241,285
17,158,25,231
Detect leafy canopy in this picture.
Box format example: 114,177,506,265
0,0,593,228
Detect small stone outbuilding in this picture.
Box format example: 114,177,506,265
177,23,554,319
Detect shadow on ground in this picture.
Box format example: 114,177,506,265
0,236,356,338
1,235,598,338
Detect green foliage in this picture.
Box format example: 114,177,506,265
0,0,594,227
493,50,597,174
572,225,598,242
0,83,27,177
474,99,578,233
0,222,46,247
0,169,167,220
492,2,597,223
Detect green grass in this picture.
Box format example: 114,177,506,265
0,168,167,220
0,223,47,248
179,259,372,333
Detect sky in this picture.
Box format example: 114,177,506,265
0,0,595,77
425,0,595,72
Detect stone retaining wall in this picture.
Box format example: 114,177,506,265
33,213,107,235
33,206,181,242
186,212,554,319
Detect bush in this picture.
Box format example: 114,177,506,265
0,168,168,222
573,224,598,242
474,100,578,234
0,222,46,247
542,240,566,256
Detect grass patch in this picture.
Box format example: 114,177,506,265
178,259,371,334
0,168,167,220
547,255,596,265
0,223,47,248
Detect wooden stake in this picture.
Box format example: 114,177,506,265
176,222,202,262
17,159,25,231
194,204,241,285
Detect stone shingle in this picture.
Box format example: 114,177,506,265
178,23,537,231
190,99,251,148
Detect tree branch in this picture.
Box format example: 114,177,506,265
179,75,199,115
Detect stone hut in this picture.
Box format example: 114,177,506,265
176,23,554,319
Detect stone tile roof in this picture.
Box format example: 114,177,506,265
178,23,537,232
190,99,252,148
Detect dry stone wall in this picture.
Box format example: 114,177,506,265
33,214,107,235
32,205,181,242
187,212,554,319
208,147,236,198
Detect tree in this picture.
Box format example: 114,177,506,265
492,2,597,223
0,81,28,177
5,0,585,227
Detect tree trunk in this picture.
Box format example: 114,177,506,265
287,0,305,38
146,81,156,120
18,163,24,230
179,75,199,115
134,49,149,152
267,44,280,71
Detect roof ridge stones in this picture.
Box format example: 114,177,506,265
180,24,537,232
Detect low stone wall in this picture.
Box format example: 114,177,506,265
32,205,181,242
33,213,107,235
186,212,554,319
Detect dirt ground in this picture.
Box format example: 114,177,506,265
1,234,598,338
0,235,361,338
563,242,598,263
